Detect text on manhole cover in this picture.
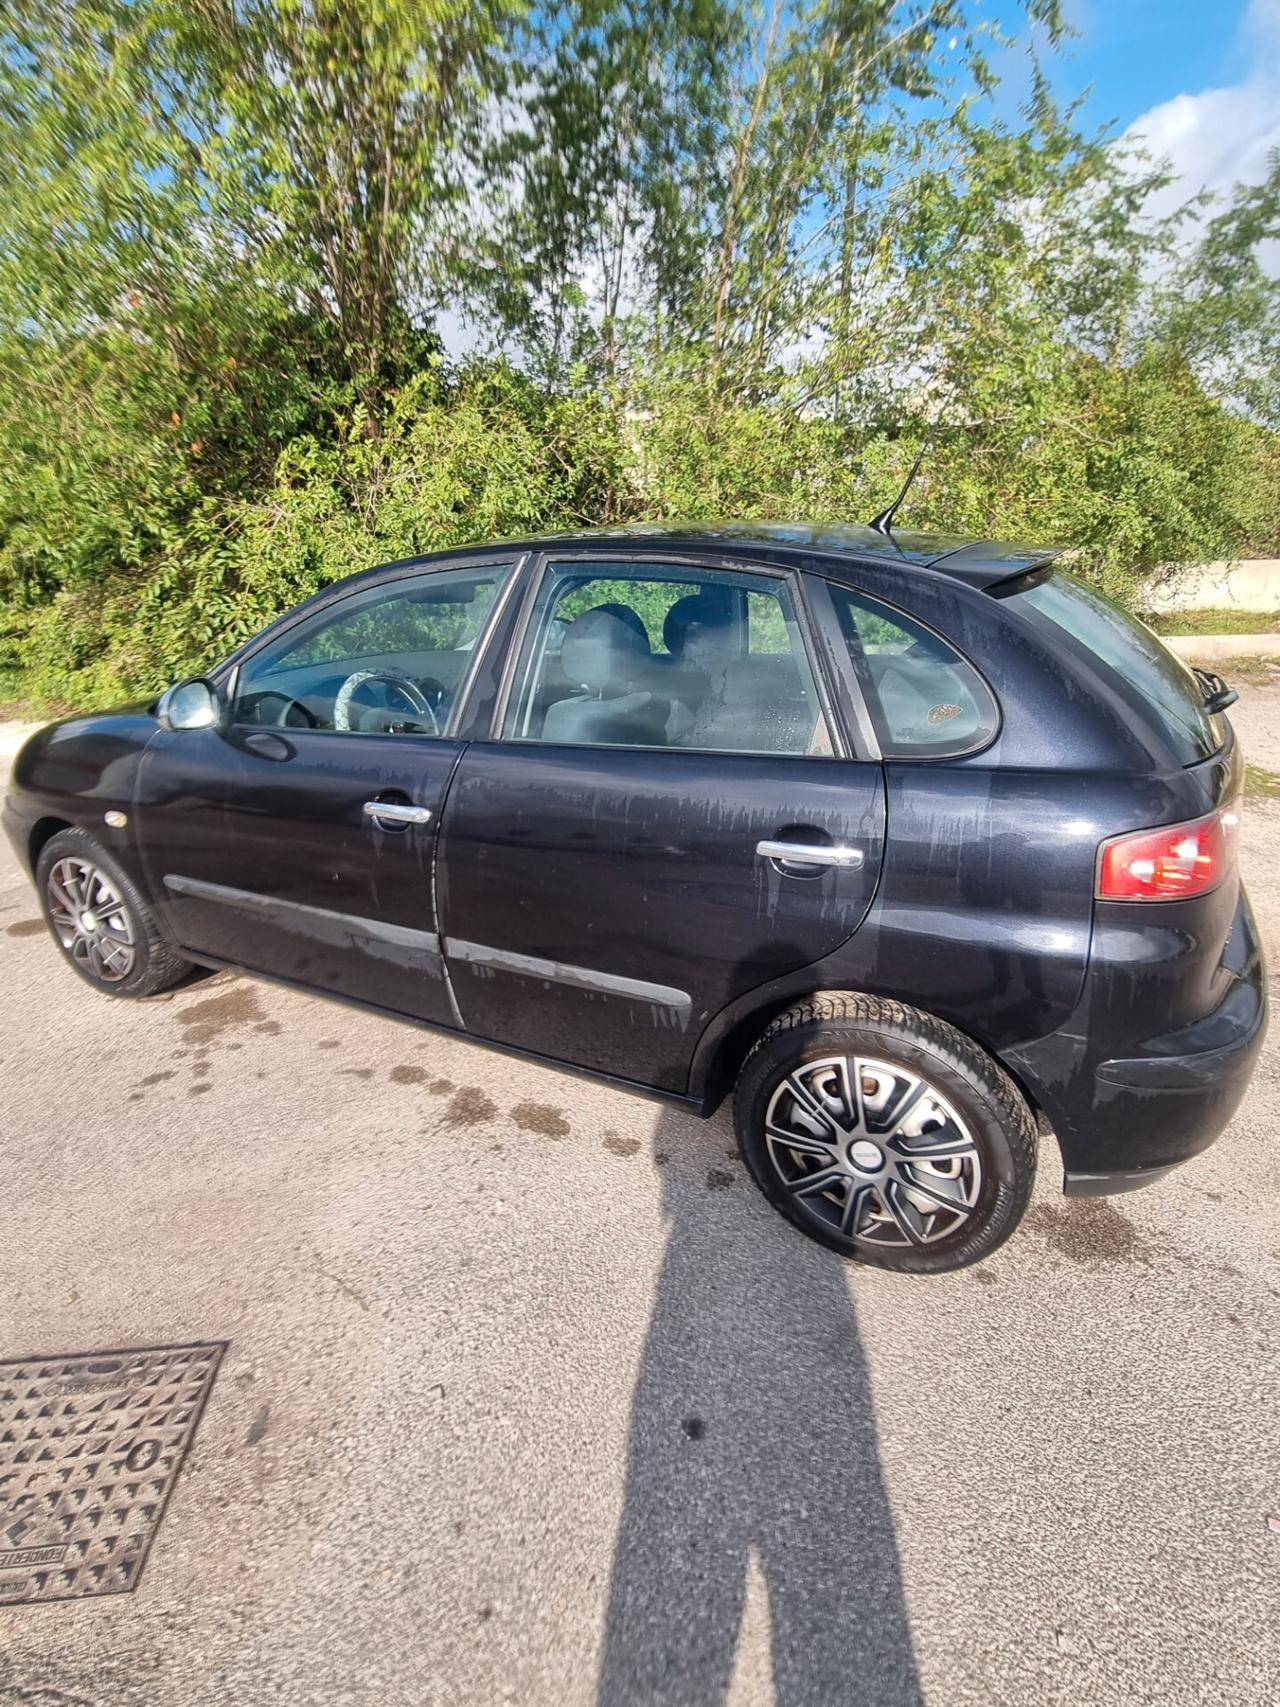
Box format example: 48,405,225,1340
0,1341,225,1605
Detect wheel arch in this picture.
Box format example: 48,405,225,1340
693,994,798,1114
28,815,72,874
694,981,1052,1141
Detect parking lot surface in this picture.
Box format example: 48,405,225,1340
1,691,1278,1706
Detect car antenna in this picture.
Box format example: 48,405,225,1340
868,443,927,536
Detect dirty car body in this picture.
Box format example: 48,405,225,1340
4,524,1267,1268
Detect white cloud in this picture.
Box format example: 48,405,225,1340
1124,0,1280,226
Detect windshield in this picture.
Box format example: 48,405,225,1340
1014,570,1224,764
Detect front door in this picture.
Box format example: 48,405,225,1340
437,556,885,1091
136,558,517,1025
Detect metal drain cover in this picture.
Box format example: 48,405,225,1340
0,1341,225,1606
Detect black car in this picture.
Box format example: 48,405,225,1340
3,524,1267,1272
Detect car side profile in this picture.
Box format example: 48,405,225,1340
3,523,1268,1272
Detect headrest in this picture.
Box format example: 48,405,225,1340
560,604,651,693
663,591,734,657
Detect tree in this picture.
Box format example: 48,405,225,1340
178,0,526,415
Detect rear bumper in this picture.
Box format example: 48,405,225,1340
1003,887,1268,1191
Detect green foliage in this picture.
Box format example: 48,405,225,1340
1144,609,1280,637
0,0,1276,712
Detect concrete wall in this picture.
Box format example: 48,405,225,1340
1164,633,1277,663
1143,560,1280,614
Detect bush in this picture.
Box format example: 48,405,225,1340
1,357,1276,712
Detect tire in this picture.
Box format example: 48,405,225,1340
733,993,1036,1274
34,828,191,999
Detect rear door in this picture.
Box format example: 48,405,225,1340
136,557,520,1024
437,554,886,1092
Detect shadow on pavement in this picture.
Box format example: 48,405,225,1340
597,1104,923,1707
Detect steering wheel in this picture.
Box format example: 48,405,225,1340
243,689,318,729
333,668,439,735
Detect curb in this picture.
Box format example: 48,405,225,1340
1163,634,1278,664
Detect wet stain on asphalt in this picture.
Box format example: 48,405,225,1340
254,1020,282,1036
430,1077,454,1095
139,1070,175,1088
317,1039,340,1050
681,1416,706,1441
189,1083,212,1097
973,1269,998,1286
245,1404,270,1446
340,1067,374,1080
447,1086,497,1126
705,1167,735,1190
655,1150,671,1167
511,1101,570,1138
1025,1199,1147,1264
6,918,45,938
177,984,265,1045
603,1131,640,1158
389,1064,428,1085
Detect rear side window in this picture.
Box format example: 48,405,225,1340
1013,571,1223,764
503,560,831,756
828,587,999,758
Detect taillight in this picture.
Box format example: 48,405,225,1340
1096,802,1240,902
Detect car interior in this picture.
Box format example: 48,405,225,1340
512,578,823,754
231,571,504,735
232,567,827,755
225,558,994,759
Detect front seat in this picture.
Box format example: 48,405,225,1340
542,605,669,746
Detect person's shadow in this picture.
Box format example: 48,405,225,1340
597,1103,924,1707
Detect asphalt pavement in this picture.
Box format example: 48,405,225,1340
0,694,1277,1707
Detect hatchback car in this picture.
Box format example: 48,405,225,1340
3,523,1267,1271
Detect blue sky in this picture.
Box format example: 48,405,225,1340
1053,0,1259,137
999,0,1280,216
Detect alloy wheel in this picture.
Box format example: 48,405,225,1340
763,1055,983,1247
46,857,137,984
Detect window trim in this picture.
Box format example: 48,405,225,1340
819,575,1002,762
800,574,881,762
220,553,525,742
488,548,848,761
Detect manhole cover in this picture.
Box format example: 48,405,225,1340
0,1341,225,1606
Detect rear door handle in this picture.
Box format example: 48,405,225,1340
363,800,432,827
756,840,864,870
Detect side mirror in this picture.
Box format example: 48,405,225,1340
158,676,222,732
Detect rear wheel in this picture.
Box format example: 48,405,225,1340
733,993,1036,1273
35,828,190,999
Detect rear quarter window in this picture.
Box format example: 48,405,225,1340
1011,571,1223,765
828,586,999,758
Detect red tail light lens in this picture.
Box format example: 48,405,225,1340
1096,803,1239,902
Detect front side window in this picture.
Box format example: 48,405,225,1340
503,561,830,756
232,563,511,736
829,586,999,758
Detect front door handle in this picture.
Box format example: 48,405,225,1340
363,800,432,827
756,840,864,870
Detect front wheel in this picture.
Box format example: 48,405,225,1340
35,828,191,999
733,994,1037,1274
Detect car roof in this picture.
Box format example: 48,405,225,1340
449,521,1062,591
